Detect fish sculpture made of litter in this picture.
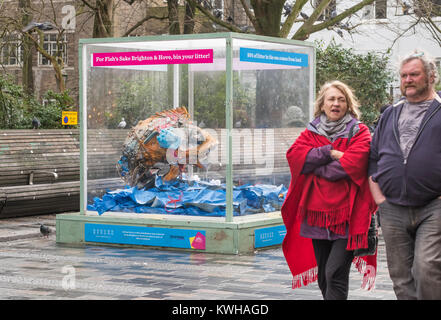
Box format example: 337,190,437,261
117,107,218,189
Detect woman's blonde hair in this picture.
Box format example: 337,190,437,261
313,80,361,119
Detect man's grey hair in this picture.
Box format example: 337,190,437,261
399,49,440,85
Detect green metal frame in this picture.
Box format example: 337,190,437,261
78,32,316,223
78,32,316,46
60,32,317,253
225,35,233,222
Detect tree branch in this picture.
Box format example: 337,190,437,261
280,0,309,38
387,16,421,51
238,0,261,33
293,0,332,39
123,13,168,37
79,0,95,11
24,29,65,91
184,0,242,32
293,0,375,40
424,16,441,45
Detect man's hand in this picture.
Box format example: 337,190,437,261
368,176,386,205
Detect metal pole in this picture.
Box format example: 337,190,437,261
173,64,179,108
225,36,233,223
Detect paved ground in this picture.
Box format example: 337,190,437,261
0,214,396,300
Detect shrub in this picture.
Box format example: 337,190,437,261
316,41,394,125
0,74,75,129
37,90,77,129
0,74,39,129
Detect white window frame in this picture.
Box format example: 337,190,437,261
362,0,388,20
38,33,68,66
0,33,22,66
375,0,388,19
315,0,337,21
211,0,224,19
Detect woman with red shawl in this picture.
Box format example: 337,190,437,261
282,81,377,300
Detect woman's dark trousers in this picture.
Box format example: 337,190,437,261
312,238,354,300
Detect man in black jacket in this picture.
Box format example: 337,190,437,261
368,50,441,300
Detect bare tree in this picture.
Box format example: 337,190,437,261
405,0,440,45
0,0,71,93
20,0,72,93
79,0,115,37
183,0,376,39
24,26,68,92
349,1,441,49
19,0,34,95
78,0,180,37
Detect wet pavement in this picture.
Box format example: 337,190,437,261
0,214,396,300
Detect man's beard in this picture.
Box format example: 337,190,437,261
401,77,430,100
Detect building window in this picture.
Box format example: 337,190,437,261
362,0,388,19
211,0,224,18
375,0,388,19
38,33,67,66
0,34,22,66
212,0,223,9
315,0,337,21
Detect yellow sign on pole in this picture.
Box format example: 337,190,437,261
62,111,78,125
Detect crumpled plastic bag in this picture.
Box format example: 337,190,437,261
87,176,287,217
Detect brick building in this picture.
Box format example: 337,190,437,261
1,1,83,105
0,0,249,109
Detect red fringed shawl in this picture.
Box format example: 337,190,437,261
281,123,378,290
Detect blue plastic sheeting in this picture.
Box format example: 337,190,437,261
87,177,287,216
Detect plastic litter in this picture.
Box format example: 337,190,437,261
87,176,287,217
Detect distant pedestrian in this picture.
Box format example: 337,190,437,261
282,81,377,300
283,105,306,127
369,50,441,299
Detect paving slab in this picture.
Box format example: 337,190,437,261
0,213,396,300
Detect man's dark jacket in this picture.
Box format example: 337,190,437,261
368,92,441,207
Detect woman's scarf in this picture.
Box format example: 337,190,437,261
316,113,353,140
281,120,378,290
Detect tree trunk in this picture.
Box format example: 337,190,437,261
183,1,195,34
53,63,66,93
249,1,285,126
167,0,180,107
167,0,181,35
19,0,34,97
250,0,284,37
93,0,115,38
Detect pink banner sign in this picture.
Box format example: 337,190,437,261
92,49,213,67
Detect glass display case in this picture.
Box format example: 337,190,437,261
57,33,315,254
